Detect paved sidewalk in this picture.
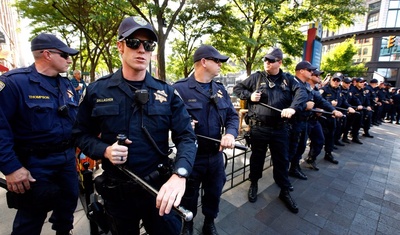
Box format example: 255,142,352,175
1,122,400,234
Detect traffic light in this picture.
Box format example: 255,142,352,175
388,36,396,48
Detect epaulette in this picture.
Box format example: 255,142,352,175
154,77,167,84
215,80,223,85
174,77,189,84
97,73,114,81
2,67,31,77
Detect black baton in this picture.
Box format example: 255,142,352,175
0,178,7,190
196,134,248,151
116,134,193,222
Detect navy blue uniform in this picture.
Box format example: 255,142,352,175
173,75,239,220
234,70,307,190
289,81,335,168
350,85,373,136
73,69,197,235
319,84,348,152
0,65,79,234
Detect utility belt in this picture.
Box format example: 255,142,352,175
196,141,220,155
14,140,73,157
95,165,172,201
249,117,286,128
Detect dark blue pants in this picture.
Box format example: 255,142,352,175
181,152,226,219
12,149,78,235
104,187,181,235
289,121,308,166
319,117,336,153
249,125,291,190
307,119,325,160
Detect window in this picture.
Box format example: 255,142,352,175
363,48,368,55
379,36,399,61
386,0,400,27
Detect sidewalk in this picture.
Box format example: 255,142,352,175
1,122,400,234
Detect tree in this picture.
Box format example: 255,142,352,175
208,0,367,76
166,1,230,81
320,38,366,77
15,0,127,82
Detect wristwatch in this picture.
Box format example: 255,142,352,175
173,167,189,178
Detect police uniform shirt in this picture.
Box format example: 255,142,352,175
173,75,239,152
72,69,197,178
0,65,79,174
233,70,307,123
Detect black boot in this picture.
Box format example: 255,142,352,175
324,152,338,164
363,132,374,138
342,137,350,143
279,190,299,214
180,221,193,235
352,137,363,144
288,165,307,180
334,140,345,146
202,218,219,235
248,182,258,203
306,157,319,171
56,231,73,235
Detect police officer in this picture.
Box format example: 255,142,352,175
234,48,308,214
340,77,362,144
319,73,352,164
289,65,342,177
304,71,328,170
350,78,374,140
173,45,239,235
72,16,197,235
0,33,79,235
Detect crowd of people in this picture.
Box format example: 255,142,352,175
1,14,400,235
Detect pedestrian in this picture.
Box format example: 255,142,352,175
173,45,239,235
0,33,80,235
70,69,87,102
72,16,197,235
233,47,308,214
288,65,342,179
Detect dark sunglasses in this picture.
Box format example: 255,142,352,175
311,73,320,77
205,58,222,64
263,58,280,63
124,38,156,52
332,78,341,82
41,50,70,60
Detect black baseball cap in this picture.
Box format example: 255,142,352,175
343,77,352,83
313,69,324,76
295,61,317,71
332,72,344,80
356,77,366,83
263,47,283,61
193,45,229,63
370,79,378,84
31,33,79,55
118,16,158,42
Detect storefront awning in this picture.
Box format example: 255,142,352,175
0,64,9,72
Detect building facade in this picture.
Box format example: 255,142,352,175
321,0,400,86
0,0,26,73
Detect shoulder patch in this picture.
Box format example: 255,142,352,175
0,81,5,91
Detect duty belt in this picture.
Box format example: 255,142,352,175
14,140,73,157
249,118,286,128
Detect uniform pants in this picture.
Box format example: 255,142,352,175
12,150,78,235
181,152,226,219
288,121,308,166
249,125,291,190
307,119,325,160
